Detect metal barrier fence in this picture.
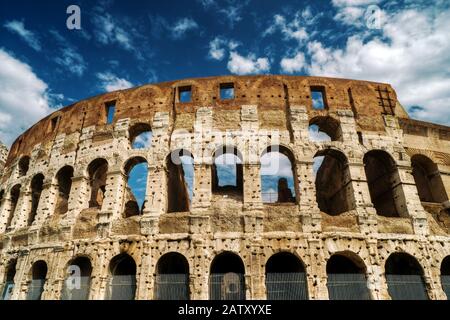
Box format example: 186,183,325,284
0,281,14,300
327,273,371,300
154,274,189,300
386,274,429,300
442,275,450,300
105,275,136,300
266,273,308,300
60,276,91,300
26,279,46,300
209,273,245,300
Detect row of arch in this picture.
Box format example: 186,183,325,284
2,251,450,300
2,145,448,230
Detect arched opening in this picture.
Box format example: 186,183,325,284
265,252,308,300
87,159,108,208
411,155,448,204
363,150,405,217
155,252,190,300
309,116,342,142
211,146,243,198
326,253,370,300
61,257,92,300
314,150,355,215
18,156,30,177
1,259,17,300
6,184,21,229
28,174,44,226
261,146,297,204
27,260,47,300
441,256,450,299
385,252,428,300
210,252,245,300
107,254,136,300
129,123,152,149
166,149,194,213
123,157,148,218
54,166,74,215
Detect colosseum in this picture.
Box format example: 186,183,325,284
0,75,449,301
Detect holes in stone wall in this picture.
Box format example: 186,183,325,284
87,159,108,208
260,146,296,204
411,155,448,204
167,150,193,213
363,150,405,217
314,150,355,215
28,173,44,226
129,123,152,149
212,146,243,198
123,157,148,218
55,166,74,215
308,116,342,142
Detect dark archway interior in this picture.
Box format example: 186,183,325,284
29,174,44,225
441,256,450,276
167,150,192,213
110,254,136,276
88,159,108,208
55,166,73,215
385,253,423,275
129,123,152,149
70,257,93,277
309,116,342,141
157,253,189,274
266,252,304,273
442,256,450,300
108,254,136,300
32,261,47,280
211,252,245,274
7,184,21,228
315,150,354,215
327,255,363,274
411,155,448,203
6,260,17,282
363,151,402,217
18,156,30,176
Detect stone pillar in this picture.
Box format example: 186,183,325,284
32,181,58,226
307,239,328,299
9,188,31,231
67,175,90,217
191,163,212,210
190,239,210,300
297,158,321,233
243,163,263,210
248,243,265,299
141,164,166,236
0,196,12,233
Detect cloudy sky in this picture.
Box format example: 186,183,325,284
1,0,449,147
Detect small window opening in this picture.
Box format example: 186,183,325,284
50,116,60,132
220,83,235,100
310,86,327,110
178,86,192,103
106,102,116,124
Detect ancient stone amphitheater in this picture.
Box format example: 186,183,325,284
0,75,449,300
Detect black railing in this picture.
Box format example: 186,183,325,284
26,279,45,300
266,273,308,300
209,273,245,300
105,275,136,300
155,274,189,300
327,274,371,300
441,275,450,300
60,276,91,300
386,274,428,300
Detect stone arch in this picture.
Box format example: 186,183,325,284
54,166,74,215
265,252,308,300
1,258,17,300
87,158,109,208
6,184,21,229
154,252,190,300
309,116,342,142
385,252,428,300
440,256,450,299
260,145,298,204
166,149,194,213
209,251,245,300
61,256,93,300
107,253,137,300
27,260,47,300
129,123,152,149
28,173,44,226
314,149,356,215
18,156,30,177
211,146,243,198
363,150,407,217
326,251,371,300
411,154,448,204
123,156,148,217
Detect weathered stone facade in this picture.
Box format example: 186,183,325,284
0,75,449,300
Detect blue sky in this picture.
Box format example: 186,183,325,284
1,0,450,147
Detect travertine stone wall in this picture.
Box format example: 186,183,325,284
0,75,449,300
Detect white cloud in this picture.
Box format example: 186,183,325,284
208,37,239,61
171,18,198,39
261,152,294,177
0,49,54,146
263,12,309,43
227,51,270,75
331,0,384,27
280,52,306,73
309,125,332,142
4,20,41,51
93,13,135,51
305,7,450,125
97,72,134,92
50,30,87,77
